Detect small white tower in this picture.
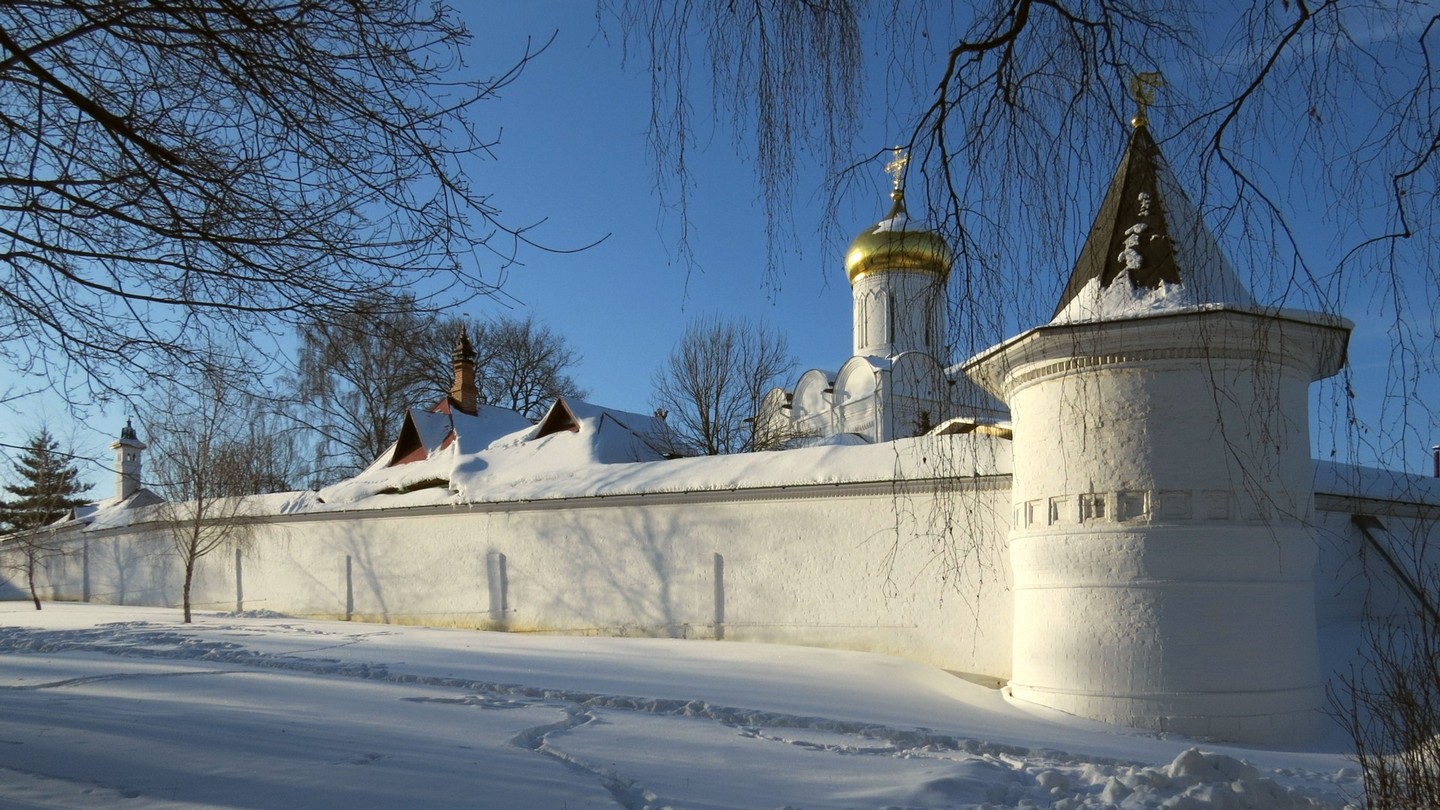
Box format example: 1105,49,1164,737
965,116,1350,745
844,149,951,360
110,419,146,502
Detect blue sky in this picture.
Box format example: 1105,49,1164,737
455,3,865,405
437,2,1440,474
3,2,1436,491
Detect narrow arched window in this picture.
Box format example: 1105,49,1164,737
887,292,896,345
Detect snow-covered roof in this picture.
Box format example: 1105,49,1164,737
388,401,533,466
929,416,1013,440
413,430,1011,508
263,389,1012,514
37,488,167,533
399,408,454,457
320,397,674,505
1052,125,1254,324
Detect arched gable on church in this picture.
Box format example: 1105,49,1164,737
834,356,883,440
791,369,836,438
834,356,880,404
890,351,949,437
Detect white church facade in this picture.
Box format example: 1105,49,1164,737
6,118,1439,747
760,151,1005,444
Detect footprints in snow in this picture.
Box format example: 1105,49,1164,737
2,669,234,691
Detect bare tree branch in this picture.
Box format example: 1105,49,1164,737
0,1,555,403
651,315,795,456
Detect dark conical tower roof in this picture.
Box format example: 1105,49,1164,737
1052,124,1253,321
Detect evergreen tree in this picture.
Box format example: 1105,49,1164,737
1,430,89,610
1,431,90,533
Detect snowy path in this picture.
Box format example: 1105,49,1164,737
0,604,1361,808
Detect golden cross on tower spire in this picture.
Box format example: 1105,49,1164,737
1129,72,1164,129
884,147,908,191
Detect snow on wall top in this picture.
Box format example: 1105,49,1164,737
1314,460,1440,505
69,426,1014,532
379,429,1010,508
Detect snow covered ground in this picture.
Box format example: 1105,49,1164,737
0,603,1363,808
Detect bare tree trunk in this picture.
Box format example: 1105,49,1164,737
26,552,40,611
151,366,260,624
183,557,195,624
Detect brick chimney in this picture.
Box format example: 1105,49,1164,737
450,325,478,415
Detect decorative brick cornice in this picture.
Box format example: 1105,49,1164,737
963,307,1350,402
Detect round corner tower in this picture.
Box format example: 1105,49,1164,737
964,122,1351,745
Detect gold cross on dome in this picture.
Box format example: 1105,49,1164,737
884,147,908,190
1129,72,1164,128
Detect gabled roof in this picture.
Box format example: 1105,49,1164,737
389,400,531,467
529,397,670,463
589,413,670,465
533,397,582,439
1053,125,1253,321
391,408,454,465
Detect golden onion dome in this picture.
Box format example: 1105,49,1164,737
844,188,953,285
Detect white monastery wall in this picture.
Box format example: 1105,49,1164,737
12,471,1435,685
6,432,1438,747
1311,495,1439,627
16,477,1016,679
